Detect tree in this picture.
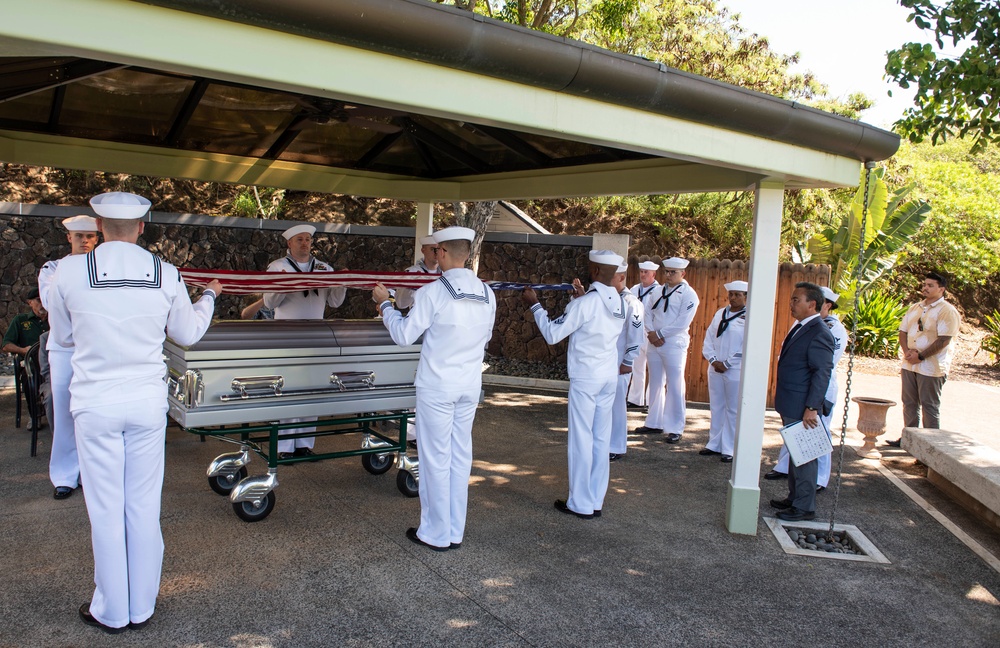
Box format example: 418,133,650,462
803,167,931,305
885,0,1000,152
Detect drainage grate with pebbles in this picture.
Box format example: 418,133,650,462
786,528,859,555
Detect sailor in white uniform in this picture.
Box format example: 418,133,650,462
626,260,659,408
372,227,496,551
699,280,747,462
767,286,847,489
46,192,220,633
523,250,626,518
262,224,347,458
394,235,440,310
634,257,700,443
39,215,100,500
610,262,644,460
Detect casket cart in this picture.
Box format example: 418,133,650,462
164,319,421,522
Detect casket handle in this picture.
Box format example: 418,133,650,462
329,371,376,391
231,375,284,399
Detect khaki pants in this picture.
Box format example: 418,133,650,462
901,368,946,429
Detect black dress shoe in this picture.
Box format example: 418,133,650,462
664,433,682,444
632,426,663,434
278,452,295,460
885,438,902,447
129,614,153,630
293,447,320,461
699,448,721,455
449,542,461,550
54,486,74,500
626,401,644,410
763,470,787,480
407,440,418,450
720,455,733,463
593,509,602,518
816,485,826,493
609,453,624,462
776,507,816,521
79,604,127,634
769,498,793,510
554,499,594,519
405,527,449,552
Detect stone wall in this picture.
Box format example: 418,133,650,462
1,212,587,368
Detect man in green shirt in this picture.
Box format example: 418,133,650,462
3,287,48,356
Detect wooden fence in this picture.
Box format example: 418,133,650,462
627,258,831,407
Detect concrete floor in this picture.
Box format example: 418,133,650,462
1,379,999,647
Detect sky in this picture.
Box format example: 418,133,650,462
719,0,929,128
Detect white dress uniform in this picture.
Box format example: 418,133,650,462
379,267,496,549
642,280,700,435
774,313,847,486
701,305,747,456
394,258,440,310
531,280,625,516
47,241,216,630
626,280,659,406
610,289,644,455
262,255,346,453
40,257,82,491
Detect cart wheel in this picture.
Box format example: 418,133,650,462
233,491,276,522
361,452,393,475
396,470,419,498
208,466,248,496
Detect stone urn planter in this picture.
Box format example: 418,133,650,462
851,397,897,458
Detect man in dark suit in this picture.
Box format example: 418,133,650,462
770,282,835,521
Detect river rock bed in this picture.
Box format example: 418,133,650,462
786,528,862,555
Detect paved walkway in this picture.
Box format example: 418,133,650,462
1,374,998,647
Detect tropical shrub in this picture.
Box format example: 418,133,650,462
842,288,908,358
978,310,1000,365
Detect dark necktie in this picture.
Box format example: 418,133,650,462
780,322,802,355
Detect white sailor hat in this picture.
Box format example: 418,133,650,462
432,226,476,243
662,257,689,270
725,280,748,293
821,286,840,305
419,235,436,246
89,192,151,220
616,262,628,273
637,261,659,271
589,249,624,267
62,215,98,231
282,224,316,240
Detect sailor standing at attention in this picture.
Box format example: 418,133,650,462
610,262,644,461
523,250,626,519
626,260,660,409
633,257,700,443
372,227,496,552
699,280,748,463
46,192,221,633
262,224,346,459
38,215,100,500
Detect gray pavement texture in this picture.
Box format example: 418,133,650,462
1,373,999,648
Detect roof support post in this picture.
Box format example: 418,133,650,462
414,201,434,264
726,180,785,535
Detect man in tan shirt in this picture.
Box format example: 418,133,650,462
887,271,961,446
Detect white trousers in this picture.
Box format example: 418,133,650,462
566,377,616,515
705,367,741,456
643,337,689,434
415,386,480,548
277,417,316,453
610,372,631,454
774,410,834,488
74,397,167,629
626,342,649,406
48,349,80,489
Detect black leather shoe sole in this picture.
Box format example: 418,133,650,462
79,604,127,634
763,470,788,480
776,508,816,521
554,499,594,519
54,486,74,500
405,527,448,552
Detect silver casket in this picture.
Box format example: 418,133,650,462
164,320,419,428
